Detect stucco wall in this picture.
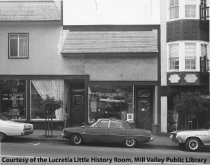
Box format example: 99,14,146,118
61,56,158,81
0,22,63,75
160,0,168,133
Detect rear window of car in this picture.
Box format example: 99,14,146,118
122,122,132,129
110,121,122,129
94,120,109,128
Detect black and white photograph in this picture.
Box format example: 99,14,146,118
0,0,210,164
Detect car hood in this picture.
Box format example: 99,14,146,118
1,120,32,126
171,129,209,135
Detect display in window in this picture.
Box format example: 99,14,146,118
0,80,26,119
89,85,133,121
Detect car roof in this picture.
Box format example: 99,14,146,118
97,118,123,122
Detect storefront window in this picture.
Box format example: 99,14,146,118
89,85,134,122
0,80,26,119
30,80,64,120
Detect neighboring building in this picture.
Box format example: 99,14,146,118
0,1,161,133
160,0,210,133
0,0,64,128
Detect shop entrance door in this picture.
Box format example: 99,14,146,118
135,87,153,130
69,81,85,126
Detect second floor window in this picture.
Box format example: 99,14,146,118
169,0,179,19
169,43,179,70
201,44,207,57
9,33,29,59
201,0,207,7
185,43,196,70
185,5,196,18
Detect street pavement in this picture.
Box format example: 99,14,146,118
1,130,210,165
16,129,176,148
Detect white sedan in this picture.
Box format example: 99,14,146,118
0,114,33,141
170,122,210,152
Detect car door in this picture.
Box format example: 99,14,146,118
207,129,210,145
107,120,125,143
201,123,210,146
84,119,109,143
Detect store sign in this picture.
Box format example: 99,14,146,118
184,74,198,83
168,74,180,84
126,113,134,123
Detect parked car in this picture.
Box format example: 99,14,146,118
169,122,210,152
62,118,154,147
0,114,33,141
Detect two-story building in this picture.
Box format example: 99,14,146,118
0,0,162,133
160,0,210,132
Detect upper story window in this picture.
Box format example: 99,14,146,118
169,43,179,70
185,43,196,70
201,44,207,57
185,5,196,18
169,0,179,19
201,0,207,7
9,33,29,59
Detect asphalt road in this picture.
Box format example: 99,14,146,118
1,138,210,165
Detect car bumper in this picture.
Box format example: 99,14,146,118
61,132,68,139
150,136,154,141
170,135,184,144
22,130,33,135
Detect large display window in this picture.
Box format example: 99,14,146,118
88,84,134,122
0,80,26,119
30,80,64,120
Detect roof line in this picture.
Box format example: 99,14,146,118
63,24,160,31
0,0,54,2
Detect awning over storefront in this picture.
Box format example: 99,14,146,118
61,29,158,54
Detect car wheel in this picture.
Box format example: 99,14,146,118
0,132,6,141
71,134,82,145
185,138,200,152
124,138,136,148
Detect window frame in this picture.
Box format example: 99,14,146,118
0,80,27,120
8,33,29,59
169,0,179,20
185,4,196,18
185,42,196,70
169,43,179,71
201,43,208,57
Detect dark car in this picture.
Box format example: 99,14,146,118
62,118,153,147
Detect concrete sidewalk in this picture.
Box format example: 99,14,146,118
21,129,176,148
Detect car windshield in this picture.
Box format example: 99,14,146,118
0,114,9,121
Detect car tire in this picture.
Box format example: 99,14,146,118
185,138,201,152
71,134,82,145
124,138,136,148
0,132,6,141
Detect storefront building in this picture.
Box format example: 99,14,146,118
0,1,161,133
160,0,210,132
60,25,161,133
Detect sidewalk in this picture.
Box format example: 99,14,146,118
22,129,175,148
